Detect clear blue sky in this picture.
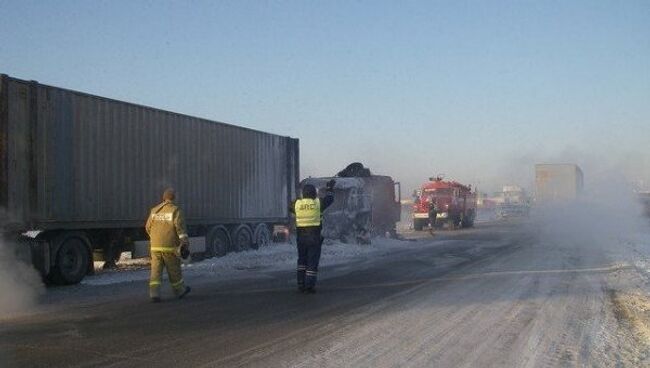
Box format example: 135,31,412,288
1,0,648,193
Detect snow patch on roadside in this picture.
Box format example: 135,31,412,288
83,238,414,286
628,230,650,276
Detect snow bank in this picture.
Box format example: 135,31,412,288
627,230,650,276
83,238,412,286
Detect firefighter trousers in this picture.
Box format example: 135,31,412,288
149,250,185,298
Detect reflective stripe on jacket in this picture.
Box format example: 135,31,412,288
295,198,321,227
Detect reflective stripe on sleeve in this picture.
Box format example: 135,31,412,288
150,246,177,253
179,234,189,239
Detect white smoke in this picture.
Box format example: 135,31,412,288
525,160,648,265
0,236,44,318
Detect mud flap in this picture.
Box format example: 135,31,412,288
29,239,50,277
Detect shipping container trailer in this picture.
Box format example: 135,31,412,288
535,164,583,203
0,74,299,284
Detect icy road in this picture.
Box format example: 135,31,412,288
1,220,649,367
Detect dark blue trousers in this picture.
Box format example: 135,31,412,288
296,228,322,289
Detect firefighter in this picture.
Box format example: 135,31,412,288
145,188,191,302
290,180,335,293
428,197,438,229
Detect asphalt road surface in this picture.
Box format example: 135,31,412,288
1,221,647,367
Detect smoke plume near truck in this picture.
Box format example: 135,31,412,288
0,233,43,318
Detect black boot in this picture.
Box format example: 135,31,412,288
178,286,191,299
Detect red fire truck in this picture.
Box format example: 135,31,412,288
412,177,477,230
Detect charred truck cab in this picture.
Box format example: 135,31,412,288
412,176,476,230
300,164,401,244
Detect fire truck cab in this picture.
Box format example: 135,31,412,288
412,177,476,231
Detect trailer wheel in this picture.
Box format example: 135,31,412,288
206,226,231,258
253,224,271,249
231,225,253,252
49,233,91,285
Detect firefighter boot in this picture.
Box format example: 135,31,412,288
178,286,191,299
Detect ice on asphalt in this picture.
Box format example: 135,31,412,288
82,238,414,286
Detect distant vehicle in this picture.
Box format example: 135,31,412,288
535,164,583,204
412,177,476,230
494,185,530,219
0,74,299,285
639,192,650,218
300,164,401,244
495,203,530,219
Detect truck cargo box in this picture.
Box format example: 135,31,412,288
0,74,298,230
535,164,583,203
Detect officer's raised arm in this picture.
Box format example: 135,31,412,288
321,179,336,211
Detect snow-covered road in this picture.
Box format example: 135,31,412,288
1,220,649,367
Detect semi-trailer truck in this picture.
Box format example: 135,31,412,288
0,74,299,284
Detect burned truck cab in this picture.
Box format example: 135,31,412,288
299,172,401,244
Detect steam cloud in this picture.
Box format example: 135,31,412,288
527,164,648,264
0,237,44,318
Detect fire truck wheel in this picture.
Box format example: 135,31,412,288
448,218,460,230
413,219,425,231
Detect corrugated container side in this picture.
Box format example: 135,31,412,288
5,76,297,230
5,79,32,226
0,75,8,212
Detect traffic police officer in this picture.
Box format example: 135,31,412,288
290,180,335,293
145,188,191,302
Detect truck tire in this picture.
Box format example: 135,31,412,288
48,233,92,285
413,219,424,231
206,226,231,258
462,210,476,228
448,218,457,230
231,225,253,252
253,224,271,249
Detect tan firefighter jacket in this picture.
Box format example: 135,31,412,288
145,200,188,253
